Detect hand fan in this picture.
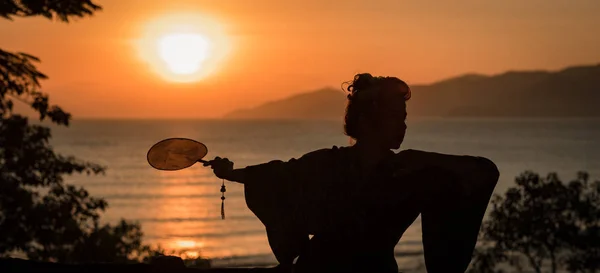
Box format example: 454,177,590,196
147,138,227,219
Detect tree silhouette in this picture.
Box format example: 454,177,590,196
0,0,151,262
469,171,600,273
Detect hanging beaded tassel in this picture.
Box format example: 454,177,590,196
220,179,226,220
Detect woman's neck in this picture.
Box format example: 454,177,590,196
352,141,391,174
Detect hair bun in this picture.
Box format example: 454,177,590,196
346,73,375,94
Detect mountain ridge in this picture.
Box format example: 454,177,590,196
223,63,600,119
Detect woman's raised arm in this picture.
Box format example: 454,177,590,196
395,149,499,196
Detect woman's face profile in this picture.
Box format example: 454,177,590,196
374,84,408,149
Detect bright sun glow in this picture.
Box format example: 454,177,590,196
135,14,232,83
158,33,209,75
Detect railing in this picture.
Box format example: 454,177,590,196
0,257,276,273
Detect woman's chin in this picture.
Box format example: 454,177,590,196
390,138,405,149
389,142,402,150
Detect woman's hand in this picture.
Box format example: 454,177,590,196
205,157,234,180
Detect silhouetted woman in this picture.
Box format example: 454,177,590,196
208,74,499,273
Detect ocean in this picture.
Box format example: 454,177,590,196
47,118,600,271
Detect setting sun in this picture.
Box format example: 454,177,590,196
158,33,209,75
135,13,232,83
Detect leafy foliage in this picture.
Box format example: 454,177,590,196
0,0,155,263
469,171,600,273
0,0,101,22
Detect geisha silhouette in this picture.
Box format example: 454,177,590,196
148,73,499,273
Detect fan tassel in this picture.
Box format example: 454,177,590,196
220,180,226,220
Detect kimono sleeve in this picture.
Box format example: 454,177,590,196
241,148,333,265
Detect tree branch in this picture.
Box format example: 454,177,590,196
0,0,102,22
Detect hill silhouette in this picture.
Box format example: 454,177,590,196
223,63,600,119
224,88,347,120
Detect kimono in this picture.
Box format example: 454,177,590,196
241,146,499,273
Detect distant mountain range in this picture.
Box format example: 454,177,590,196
223,63,600,119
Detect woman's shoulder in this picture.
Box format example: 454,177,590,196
289,145,353,167
299,145,348,161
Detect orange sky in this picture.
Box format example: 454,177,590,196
2,0,599,119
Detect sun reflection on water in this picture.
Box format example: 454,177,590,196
155,167,214,256
174,239,203,249
145,158,267,260
184,251,201,259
